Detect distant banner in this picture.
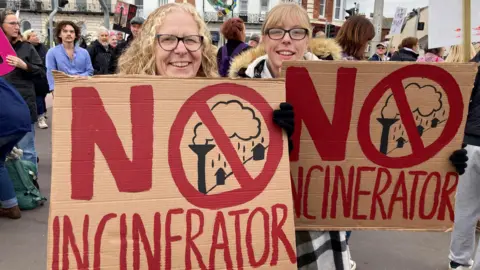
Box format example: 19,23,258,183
284,61,476,231
113,1,138,33
389,7,407,36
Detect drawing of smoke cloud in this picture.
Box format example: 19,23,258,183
192,100,261,145
381,83,443,119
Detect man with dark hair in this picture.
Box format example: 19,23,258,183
112,16,144,72
45,21,93,92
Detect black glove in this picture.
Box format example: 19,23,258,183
273,102,294,153
450,143,468,175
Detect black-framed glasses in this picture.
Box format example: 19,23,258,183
156,34,204,52
265,28,309,41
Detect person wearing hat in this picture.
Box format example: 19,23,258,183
112,16,145,72
369,42,388,61
248,33,260,48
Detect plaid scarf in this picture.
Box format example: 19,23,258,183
296,231,351,270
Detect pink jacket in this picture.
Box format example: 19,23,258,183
417,53,445,63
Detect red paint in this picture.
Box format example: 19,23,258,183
370,168,392,220
352,167,375,220
70,86,154,200
94,213,117,270
62,215,89,269
438,172,458,221
52,216,60,270
408,171,427,220
168,83,283,209
209,212,233,269
331,166,354,219
358,65,464,168
388,172,408,219
246,208,270,267
419,172,441,219
321,165,330,219
270,204,296,265
185,209,206,270
304,165,321,220
291,167,304,218
132,213,161,270
165,208,184,270
120,214,127,270
228,209,249,269
286,67,357,162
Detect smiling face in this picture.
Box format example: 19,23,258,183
2,14,20,40
262,17,309,75
59,24,76,44
155,10,203,78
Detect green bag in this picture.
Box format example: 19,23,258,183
5,159,47,210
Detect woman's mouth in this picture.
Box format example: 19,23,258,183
170,62,190,68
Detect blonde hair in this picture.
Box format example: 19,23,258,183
260,3,312,37
22,29,35,41
446,44,476,63
118,3,217,77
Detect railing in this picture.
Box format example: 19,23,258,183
203,11,267,24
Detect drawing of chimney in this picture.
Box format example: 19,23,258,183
251,143,266,161
215,168,227,185
189,144,216,194
377,118,399,154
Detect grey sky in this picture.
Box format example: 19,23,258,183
346,0,429,17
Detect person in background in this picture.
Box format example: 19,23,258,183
113,16,145,72
417,44,445,63
87,26,115,75
248,33,260,47
387,46,396,58
336,15,375,61
23,29,50,129
315,30,326,39
46,21,93,92
390,37,419,62
446,44,477,63
1,9,44,169
369,42,388,61
228,3,351,269
109,31,118,48
217,17,250,77
447,47,480,270
116,31,124,45
0,78,31,219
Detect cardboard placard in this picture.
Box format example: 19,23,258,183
113,1,138,33
46,75,296,269
283,61,476,231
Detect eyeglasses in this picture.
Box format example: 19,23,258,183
3,22,20,26
265,28,309,41
377,47,386,50
156,34,204,52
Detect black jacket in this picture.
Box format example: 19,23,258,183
1,41,45,123
32,43,50,96
88,40,115,75
389,48,419,62
464,52,480,145
112,34,134,73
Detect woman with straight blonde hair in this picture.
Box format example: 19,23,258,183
118,3,218,77
229,3,352,269
446,44,477,63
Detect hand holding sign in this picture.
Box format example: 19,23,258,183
0,28,16,76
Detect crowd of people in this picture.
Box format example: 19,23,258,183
1,2,480,269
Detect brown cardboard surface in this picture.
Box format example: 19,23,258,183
282,61,477,231
46,75,296,269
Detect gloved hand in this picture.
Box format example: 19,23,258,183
273,102,294,153
450,143,468,175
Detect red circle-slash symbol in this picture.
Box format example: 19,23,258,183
169,83,284,210
358,64,464,168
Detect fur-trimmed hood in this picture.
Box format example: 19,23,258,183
228,45,319,78
309,38,343,60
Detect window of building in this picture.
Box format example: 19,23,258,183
334,0,342,20
318,0,325,17
76,0,87,11
260,0,269,12
21,20,31,33
239,0,248,13
159,0,169,5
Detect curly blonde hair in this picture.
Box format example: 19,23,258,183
118,3,218,77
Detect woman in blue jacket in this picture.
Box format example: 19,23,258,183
0,78,31,219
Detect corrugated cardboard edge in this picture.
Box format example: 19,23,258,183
295,226,453,232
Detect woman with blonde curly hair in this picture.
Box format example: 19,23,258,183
118,3,217,77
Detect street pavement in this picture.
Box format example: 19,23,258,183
0,95,474,269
